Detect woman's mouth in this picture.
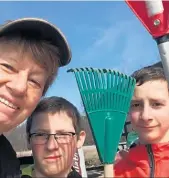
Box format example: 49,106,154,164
0,97,19,110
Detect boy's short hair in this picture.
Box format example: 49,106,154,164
0,18,72,95
131,66,166,86
26,96,81,137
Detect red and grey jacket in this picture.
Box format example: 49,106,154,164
114,143,169,177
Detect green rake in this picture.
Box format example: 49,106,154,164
68,67,136,176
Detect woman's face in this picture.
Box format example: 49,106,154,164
0,48,48,132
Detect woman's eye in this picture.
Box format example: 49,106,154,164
29,79,42,88
0,63,16,72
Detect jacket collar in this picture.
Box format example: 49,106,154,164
128,142,169,162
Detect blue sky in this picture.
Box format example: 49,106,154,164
0,1,160,112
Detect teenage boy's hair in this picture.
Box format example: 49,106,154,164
26,96,82,138
131,66,166,86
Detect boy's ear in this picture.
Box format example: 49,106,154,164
127,112,131,121
76,131,86,149
27,135,31,150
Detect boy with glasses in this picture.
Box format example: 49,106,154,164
23,96,86,178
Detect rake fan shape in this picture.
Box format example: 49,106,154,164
68,68,136,163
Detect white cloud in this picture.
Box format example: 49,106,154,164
80,18,160,74
80,20,135,61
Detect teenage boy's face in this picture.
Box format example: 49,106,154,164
29,111,85,177
129,80,169,144
0,47,48,132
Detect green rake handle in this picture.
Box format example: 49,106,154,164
104,117,114,178
104,116,114,163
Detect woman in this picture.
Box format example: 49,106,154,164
0,17,71,178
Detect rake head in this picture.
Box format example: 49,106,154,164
68,67,136,163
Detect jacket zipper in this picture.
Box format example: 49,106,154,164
146,144,155,178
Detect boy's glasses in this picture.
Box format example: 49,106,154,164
29,132,76,144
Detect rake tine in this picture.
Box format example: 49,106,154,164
93,69,101,110
75,71,89,111
86,68,96,111
107,70,112,109
114,71,119,111
102,70,108,110
123,75,129,112
123,76,130,112
96,69,102,109
86,68,99,111
110,71,115,110
84,69,95,111
82,70,95,112
106,70,110,109
120,74,126,111
89,69,97,111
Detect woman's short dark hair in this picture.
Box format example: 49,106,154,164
0,33,60,95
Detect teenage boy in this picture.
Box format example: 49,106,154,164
114,66,169,177
23,96,86,178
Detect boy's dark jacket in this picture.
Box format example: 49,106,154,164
21,167,82,178
0,134,82,178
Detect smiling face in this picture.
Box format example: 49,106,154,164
29,111,85,177
129,80,169,144
0,47,48,132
